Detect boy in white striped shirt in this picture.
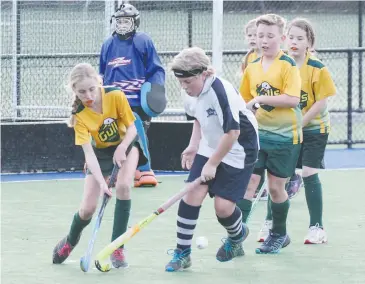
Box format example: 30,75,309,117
165,47,259,272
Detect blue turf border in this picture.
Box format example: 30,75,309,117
0,170,188,182
1,149,364,183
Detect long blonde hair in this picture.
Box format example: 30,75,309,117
241,49,256,73
67,63,100,127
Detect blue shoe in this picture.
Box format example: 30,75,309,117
255,230,291,254
216,223,249,262
285,173,302,199
241,222,250,241
216,238,244,262
165,248,192,272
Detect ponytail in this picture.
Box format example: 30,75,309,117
241,49,255,73
68,96,82,127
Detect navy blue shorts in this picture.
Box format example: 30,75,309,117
186,154,255,203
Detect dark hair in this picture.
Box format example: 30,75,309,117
287,18,315,48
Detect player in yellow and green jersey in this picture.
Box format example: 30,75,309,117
282,18,335,244
238,14,302,254
241,18,262,73
240,18,268,201
52,63,147,268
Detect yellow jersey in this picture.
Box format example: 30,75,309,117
240,50,302,144
299,52,336,133
74,87,135,148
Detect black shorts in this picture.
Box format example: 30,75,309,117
186,154,255,203
296,131,329,169
87,140,147,177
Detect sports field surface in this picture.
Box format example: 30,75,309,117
1,170,364,284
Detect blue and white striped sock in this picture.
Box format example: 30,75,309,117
176,200,201,251
217,206,243,242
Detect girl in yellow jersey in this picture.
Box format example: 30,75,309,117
238,19,268,203
241,18,262,73
239,14,302,254
285,18,335,244
52,63,147,268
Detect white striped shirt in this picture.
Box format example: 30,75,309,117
184,76,259,169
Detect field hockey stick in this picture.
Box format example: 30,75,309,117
246,176,268,223
244,101,265,223
94,178,201,272
79,164,119,272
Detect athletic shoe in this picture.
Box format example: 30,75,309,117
165,248,192,272
216,223,249,262
256,230,290,254
111,247,128,268
285,173,302,199
304,224,328,244
257,220,272,242
253,188,268,201
52,235,79,264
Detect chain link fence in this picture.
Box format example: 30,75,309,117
1,1,364,145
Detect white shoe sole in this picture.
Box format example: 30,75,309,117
304,239,327,244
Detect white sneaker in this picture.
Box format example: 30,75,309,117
257,220,272,242
304,224,328,244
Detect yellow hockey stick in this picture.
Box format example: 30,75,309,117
94,178,201,272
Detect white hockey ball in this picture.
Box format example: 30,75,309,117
196,236,208,249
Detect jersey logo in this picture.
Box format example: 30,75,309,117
114,79,145,93
300,90,308,109
206,108,217,117
108,57,132,68
98,118,120,143
256,82,280,112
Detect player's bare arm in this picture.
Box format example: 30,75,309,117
182,120,201,170
302,98,329,127
207,129,240,168
254,93,299,108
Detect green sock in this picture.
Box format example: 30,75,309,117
112,199,131,247
68,212,91,246
271,199,290,235
236,198,252,223
303,174,323,227
265,195,273,221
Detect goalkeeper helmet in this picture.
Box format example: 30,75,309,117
112,3,140,40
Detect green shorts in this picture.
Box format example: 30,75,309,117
253,140,301,178
296,131,328,169
87,141,147,177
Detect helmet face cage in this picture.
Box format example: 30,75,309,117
115,17,134,35
111,4,140,38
